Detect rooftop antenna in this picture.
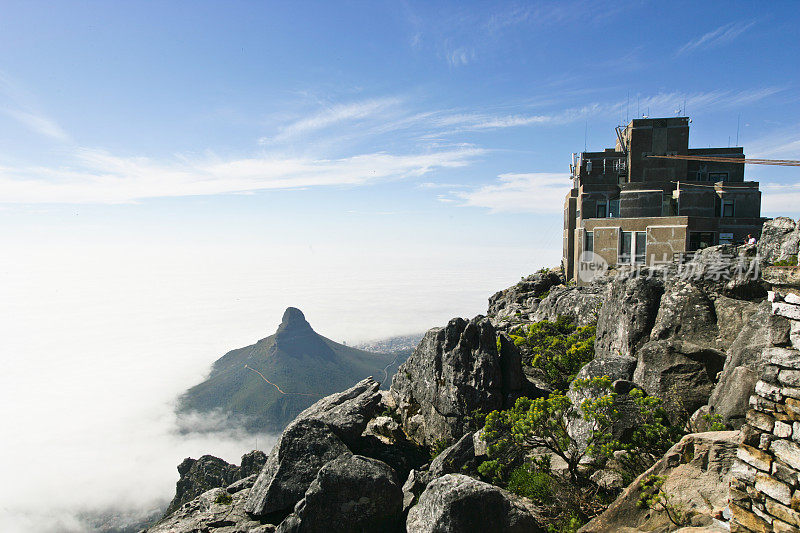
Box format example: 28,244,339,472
626,91,629,124
584,121,588,152
683,98,687,116
736,114,741,146
637,96,640,119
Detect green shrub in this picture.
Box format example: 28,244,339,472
214,491,233,505
430,438,450,458
774,256,799,267
507,464,553,503
510,316,596,390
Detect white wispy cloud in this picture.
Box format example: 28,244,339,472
0,71,70,142
676,21,756,57
0,146,482,204
451,172,571,213
1,109,70,142
745,125,800,159
446,47,474,67
268,97,402,143
761,183,800,216
424,88,782,135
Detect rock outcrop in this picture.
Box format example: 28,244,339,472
487,270,564,321
594,274,664,359
579,431,739,533
277,454,403,533
757,217,800,264
633,340,726,419
406,474,544,533
163,451,268,518
246,378,383,516
390,317,524,446
147,486,273,533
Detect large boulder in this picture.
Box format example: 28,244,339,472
579,431,739,533
487,270,563,322
406,474,544,533
246,419,351,517
595,274,664,359
289,377,383,447
649,280,718,347
163,455,242,517
707,302,790,427
713,295,759,347
531,284,605,327
757,217,799,264
632,340,726,420
146,486,272,533
246,378,382,517
566,355,638,451
390,317,523,446
683,245,767,300
277,454,403,533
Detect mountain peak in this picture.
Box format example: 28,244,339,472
277,307,312,333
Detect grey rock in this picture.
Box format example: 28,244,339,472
402,469,428,513
579,431,739,533
649,280,718,346
708,302,790,427
632,340,726,421
713,295,760,347
390,316,523,446
531,284,604,327
291,377,383,447
364,415,403,444
487,270,563,321
590,469,625,491
684,244,767,300
146,487,273,533
239,450,269,478
595,275,664,359
757,217,799,264
428,432,478,480
245,419,351,516
566,356,638,451
277,454,403,533
163,455,241,517
246,378,387,517
406,474,545,533
226,474,257,494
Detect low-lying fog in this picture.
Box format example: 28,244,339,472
0,242,550,532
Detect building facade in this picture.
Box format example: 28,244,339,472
563,117,765,281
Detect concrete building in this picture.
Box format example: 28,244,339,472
563,117,765,281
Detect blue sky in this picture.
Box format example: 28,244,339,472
0,5,799,529
0,0,798,265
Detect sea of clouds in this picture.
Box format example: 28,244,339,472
0,242,551,531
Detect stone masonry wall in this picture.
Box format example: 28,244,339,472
730,291,800,532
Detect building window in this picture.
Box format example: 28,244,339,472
689,232,715,251
596,203,607,218
709,172,729,182
609,198,620,218
635,232,647,264
620,231,646,264
722,200,735,218
584,231,593,254
619,231,632,264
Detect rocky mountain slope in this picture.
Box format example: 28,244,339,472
178,307,399,432
146,218,800,532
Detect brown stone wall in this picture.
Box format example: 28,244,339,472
730,291,800,532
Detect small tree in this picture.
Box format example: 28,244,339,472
482,376,619,483
510,317,596,390
481,377,681,484
638,474,686,526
